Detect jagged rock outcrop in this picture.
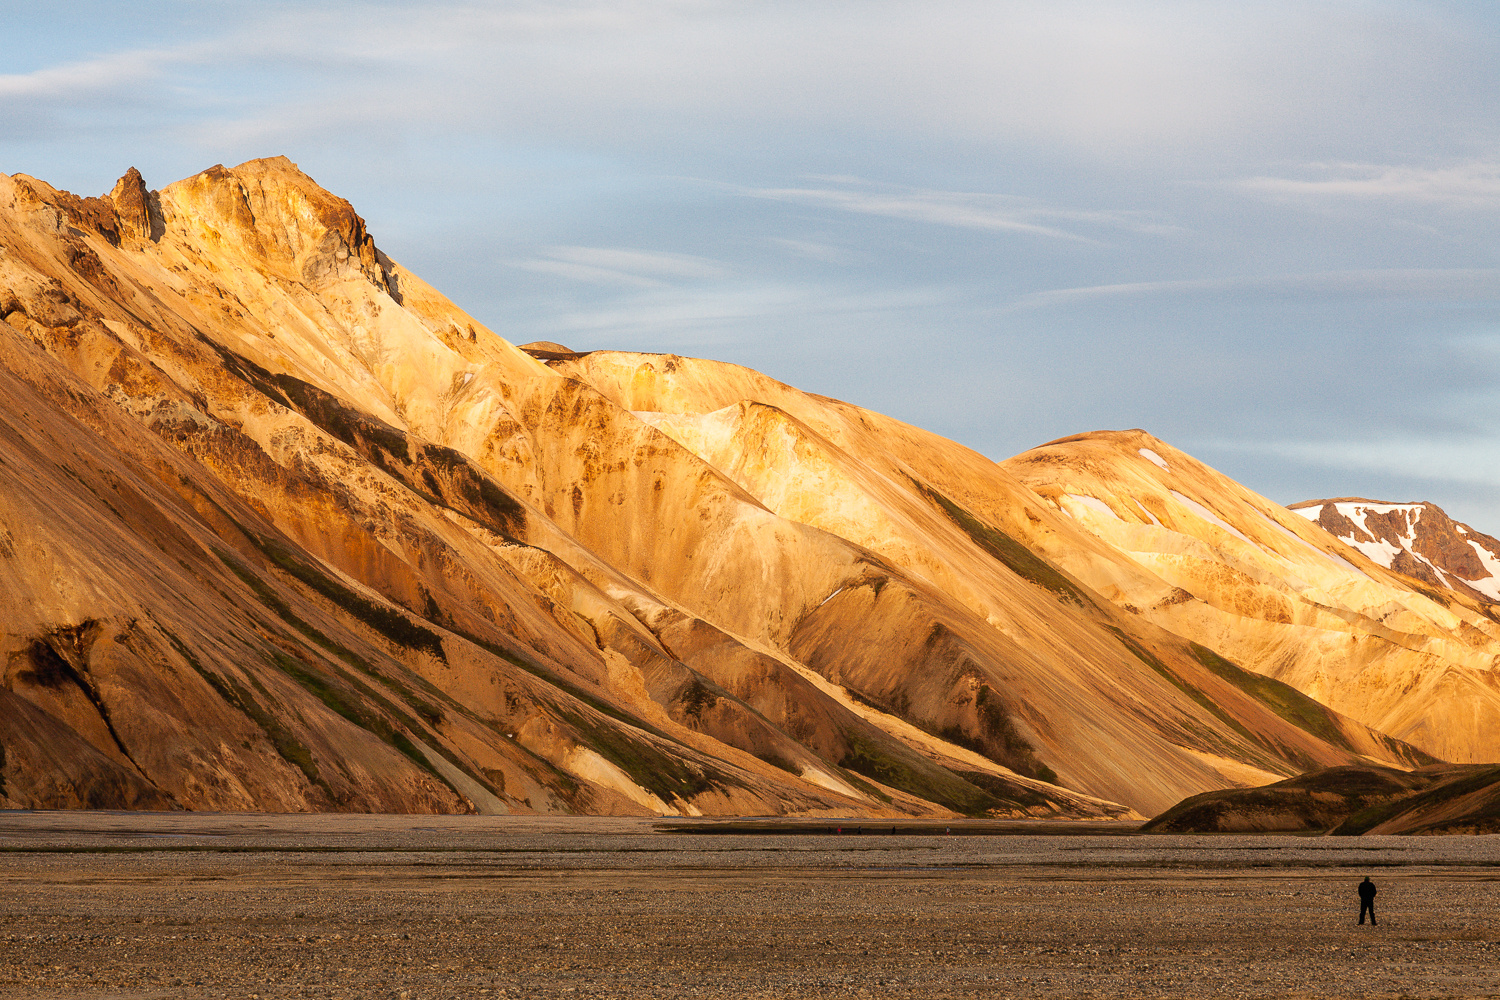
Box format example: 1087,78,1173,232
1290,498,1500,604
0,159,1465,818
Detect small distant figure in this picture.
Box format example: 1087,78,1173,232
1358,876,1378,926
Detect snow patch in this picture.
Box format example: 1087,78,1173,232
1168,491,1257,548
1138,447,1170,471
817,586,846,608
1065,494,1120,521
1463,541,1500,601
1257,511,1364,575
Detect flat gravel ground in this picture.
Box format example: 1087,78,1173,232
2,813,1499,999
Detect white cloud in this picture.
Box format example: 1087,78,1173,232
1226,437,1500,490
739,179,1181,243
12,2,1493,169
1236,160,1500,208
511,246,727,288
766,238,853,264
1014,269,1500,309
0,48,179,100
539,281,944,343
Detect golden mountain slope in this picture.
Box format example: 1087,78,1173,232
1004,430,1500,763
0,159,1439,818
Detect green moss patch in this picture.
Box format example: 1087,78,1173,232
838,729,1003,817
248,533,447,661
161,628,330,799
207,340,524,538
1189,643,1354,751
553,704,718,804
912,480,1090,608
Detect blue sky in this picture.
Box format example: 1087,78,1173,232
6,1,1500,527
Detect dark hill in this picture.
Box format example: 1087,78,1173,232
1142,765,1484,834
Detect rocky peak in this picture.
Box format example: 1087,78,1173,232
106,167,158,242
1290,498,1500,603
158,156,396,296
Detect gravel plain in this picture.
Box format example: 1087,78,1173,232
2,812,1500,999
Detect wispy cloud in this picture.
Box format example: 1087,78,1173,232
538,282,946,343
1236,160,1500,208
738,179,1183,243
766,237,853,264
1013,268,1500,309
511,246,727,288
1221,436,1500,490
0,47,183,100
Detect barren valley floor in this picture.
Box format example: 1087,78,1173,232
3,813,1499,999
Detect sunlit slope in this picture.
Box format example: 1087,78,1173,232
544,353,1431,809
0,161,890,817
1003,430,1500,763
0,157,1441,817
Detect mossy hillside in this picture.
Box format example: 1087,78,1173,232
552,704,720,804
161,626,331,800
451,626,741,805
220,545,450,726
912,479,1092,608
248,532,447,661
1333,765,1500,835
837,728,1008,817
209,342,525,538
936,684,1057,785
1188,643,1362,753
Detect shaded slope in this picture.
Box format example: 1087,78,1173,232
1144,763,1500,835
1142,765,1454,833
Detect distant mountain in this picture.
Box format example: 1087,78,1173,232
0,158,1476,819
1289,499,1500,604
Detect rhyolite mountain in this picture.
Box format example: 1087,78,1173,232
0,158,1490,818
1003,435,1500,765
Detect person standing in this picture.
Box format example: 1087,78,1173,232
1357,876,1377,925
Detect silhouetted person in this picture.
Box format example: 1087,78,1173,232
1358,876,1377,925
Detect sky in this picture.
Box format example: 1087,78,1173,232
5,1,1500,527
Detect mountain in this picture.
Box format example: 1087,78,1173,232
1002,431,1500,763
0,158,1461,818
1289,499,1500,605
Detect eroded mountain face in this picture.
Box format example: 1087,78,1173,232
1004,432,1500,764
1290,499,1500,604
0,158,1462,819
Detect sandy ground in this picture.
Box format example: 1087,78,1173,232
3,813,1500,999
